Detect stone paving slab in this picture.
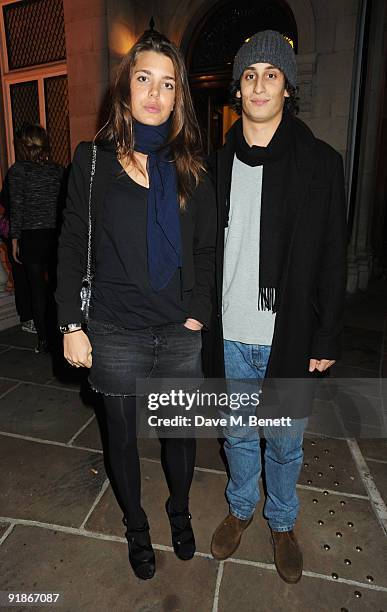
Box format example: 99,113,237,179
48,363,89,389
85,459,237,559
0,435,105,528
0,378,18,397
0,383,94,443
367,460,387,506
75,417,228,472
72,417,102,450
137,436,227,473
0,349,52,384
218,562,387,612
0,525,219,612
299,487,387,587
0,522,10,539
0,325,36,349
84,453,387,588
358,438,387,461
301,437,367,495
84,458,275,564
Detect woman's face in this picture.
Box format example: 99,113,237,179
130,50,176,126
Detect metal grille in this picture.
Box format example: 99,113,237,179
189,0,297,74
3,0,66,70
10,80,40,159
44,75,70,166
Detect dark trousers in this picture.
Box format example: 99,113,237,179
23,262,48,340
6,239,32,322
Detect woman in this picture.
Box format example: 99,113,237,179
9,124,64,352
56,31,216,580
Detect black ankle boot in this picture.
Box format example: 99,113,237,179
123,518,155,580
165,498,196,560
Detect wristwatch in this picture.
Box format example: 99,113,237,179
59,323,82,334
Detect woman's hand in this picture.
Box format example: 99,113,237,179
64,330,92,368
183,318,203,331
12,238,22,264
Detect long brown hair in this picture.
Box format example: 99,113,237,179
16,123,50,162
97,31,204,208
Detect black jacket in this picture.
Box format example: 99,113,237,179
202,116,347,406
56,142,217,327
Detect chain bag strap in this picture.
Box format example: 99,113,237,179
80,143,97,321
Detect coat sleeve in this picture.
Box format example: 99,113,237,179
55,142,91,325
8,163,26,239
187,171,217,329
310,152,347,360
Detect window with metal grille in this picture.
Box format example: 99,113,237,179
10,80,40,159
3,0,66,70
44,75,70,166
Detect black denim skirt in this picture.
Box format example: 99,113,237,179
87,318,203,397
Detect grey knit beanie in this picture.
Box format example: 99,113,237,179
232,30,297,88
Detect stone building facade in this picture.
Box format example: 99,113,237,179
1,0,386,296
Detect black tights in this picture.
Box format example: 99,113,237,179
104,395,196,529
23,262,48,340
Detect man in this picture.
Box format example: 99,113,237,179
206,30,347,583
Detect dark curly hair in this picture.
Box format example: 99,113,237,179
229,77,299,117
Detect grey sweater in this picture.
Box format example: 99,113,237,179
222,155,276,346
8,161,64,239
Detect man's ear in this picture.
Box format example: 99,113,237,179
236,90,241,99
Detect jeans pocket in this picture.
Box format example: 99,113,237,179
180,323,202,336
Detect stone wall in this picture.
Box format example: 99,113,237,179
308,0,360,162
63,0,110,152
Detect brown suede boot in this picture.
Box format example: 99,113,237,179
211,513,254,560
271,529,303,583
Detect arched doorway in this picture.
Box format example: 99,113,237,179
183,0,298,152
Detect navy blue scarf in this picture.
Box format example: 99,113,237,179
133,118,182,292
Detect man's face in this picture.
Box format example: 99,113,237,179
237,62,289,125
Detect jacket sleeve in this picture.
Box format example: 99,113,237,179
55,142,91,325
8,163,25,239
187,171,217,329
310,153,347,360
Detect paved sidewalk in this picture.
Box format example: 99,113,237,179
0,281,387,611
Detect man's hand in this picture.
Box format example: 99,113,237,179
64,329,92,368
309,359,336,372
183,318,203,331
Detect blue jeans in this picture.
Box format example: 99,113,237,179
223,339,308,531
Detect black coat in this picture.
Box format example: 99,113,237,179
56,142,217,327
202,117,347,410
